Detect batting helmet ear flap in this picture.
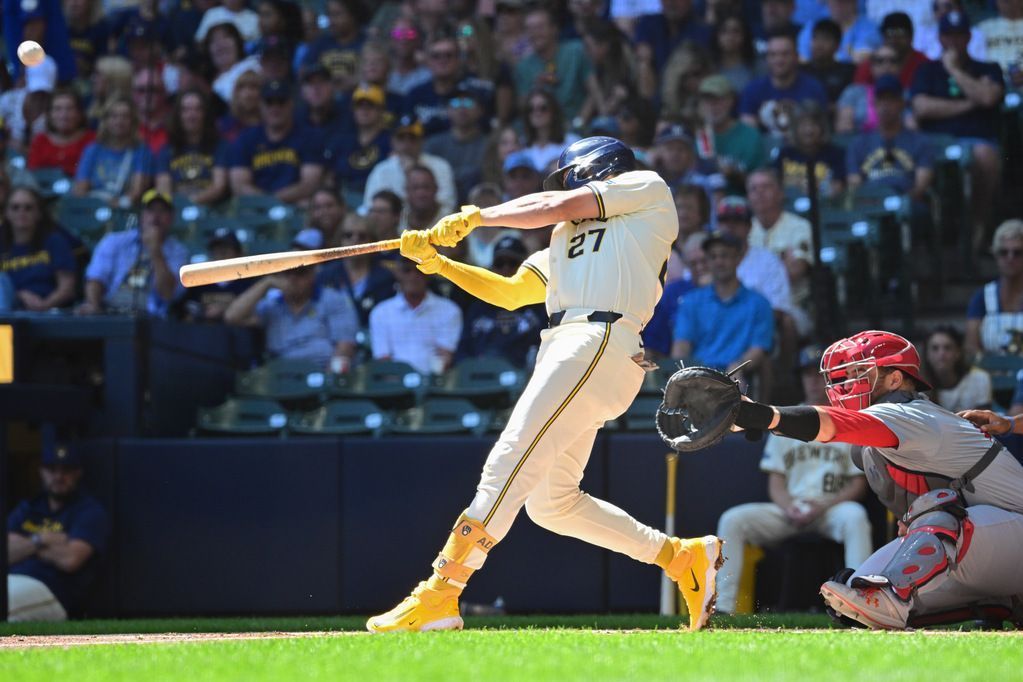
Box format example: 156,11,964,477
543,167,569,192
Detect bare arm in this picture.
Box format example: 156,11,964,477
670,339,692,360
191,167,230,205
826,475,868,506
912,94,975,121
71,179,90,196
41,270,76,309
224,277,275,325
36,535,95,573
767,472,794,509
275,164,324,204
479,186,600,229
229,167,263,196
909,167,934,202
947,66,1004,108
82,279,106,313
8,532,36,564
155,172,173,196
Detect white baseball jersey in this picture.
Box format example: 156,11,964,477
760,433,860,503
863,398,1023,513
519,170,678,325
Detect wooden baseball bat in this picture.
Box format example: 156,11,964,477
659,451,679,616
179,238,401,288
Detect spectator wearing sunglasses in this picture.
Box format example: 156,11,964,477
405,32,495,138
387,18,432,97
966,220,1023,357
317,212,396,326
852,12,927,89
424,88,488,204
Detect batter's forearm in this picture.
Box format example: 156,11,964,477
437,258,546,310
480,186,599,229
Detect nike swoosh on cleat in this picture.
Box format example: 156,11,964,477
407,619,418,626
689,568,700,592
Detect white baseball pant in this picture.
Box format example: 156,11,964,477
7,574,67,622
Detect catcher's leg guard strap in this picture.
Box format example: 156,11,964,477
853,509,961,602
432,515,497,586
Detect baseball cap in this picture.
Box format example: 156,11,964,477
299,61,331,83
939,10,970,34
353,84,385,107
698,75,734,98
292,228,324,250
261,79,291,101
26,56,57,93
503,150,538,174
798,344,824,370
41,443,82,468
702,230,743,251
208,227,242,251
126,18,156,43
141,189,173,209
588,115,620,136
716,195,751,222
395,113,424,137
655,124,694,146
493,235,527,261
880,11,913,35
874,74,903,97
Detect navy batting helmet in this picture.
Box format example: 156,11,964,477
543,136,636,191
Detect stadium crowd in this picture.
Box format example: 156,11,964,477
0,0,1020,395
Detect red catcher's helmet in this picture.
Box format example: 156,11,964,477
820,330,932,410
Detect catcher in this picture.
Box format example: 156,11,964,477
658,330,1023,629
367,137,723,633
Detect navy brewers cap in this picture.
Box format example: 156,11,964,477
702,230,743,251
655,124,694,146
493,235,528,261
939,10,970,34
261,79,292,101
874,74,903,97
41,443,83,468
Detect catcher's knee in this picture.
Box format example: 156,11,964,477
432,514,498,584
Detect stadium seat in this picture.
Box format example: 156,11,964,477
387,397,489,435
31,168,72,199
289,399,389,436
195,397,288,435
428,357,522,407
235,358,328,407
329,359,424,409
620,395,663,432
975,354,1023,394
56,196,114,243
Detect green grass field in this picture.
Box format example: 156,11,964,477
2,615,1020,682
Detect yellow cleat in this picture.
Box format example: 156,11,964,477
366,582,464,633
666,535,725,631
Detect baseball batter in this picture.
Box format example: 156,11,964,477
726,330,1023,629
367,137,724,633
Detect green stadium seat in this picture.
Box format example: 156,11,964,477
196,397,288,435
976,354,1023,394
387,397,489,435
56,196,114,242
330,360,424,409
235,358,328,406
289,399,389,436
31,168,72,199
620,395,664,432
428,357,522,407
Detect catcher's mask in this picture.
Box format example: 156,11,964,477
820,330,931,410
543,136,636,191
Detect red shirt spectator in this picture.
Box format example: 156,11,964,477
27,88,96,177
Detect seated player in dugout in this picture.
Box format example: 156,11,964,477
367,136,725,634
7,444,110,621
726,330,1023,629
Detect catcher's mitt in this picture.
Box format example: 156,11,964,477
656,366,742,452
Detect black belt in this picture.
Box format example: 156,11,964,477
549,310,623,327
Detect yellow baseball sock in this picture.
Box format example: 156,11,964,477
654,539,675,569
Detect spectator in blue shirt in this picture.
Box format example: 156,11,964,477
224,228,359,369
406,32,495,139
326,84,391,209
633,0,713,91
671,231,774,380
797,0,880,64
72,96,152,207
154,89,230,206
740,30,829,141
0,186,77,311
7,443,110,621
228,79,325,204
78,189,189,316
294,62,344,140
301,0,366,94
910,10,1004,252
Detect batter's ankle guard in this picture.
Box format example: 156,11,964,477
432,515,497,585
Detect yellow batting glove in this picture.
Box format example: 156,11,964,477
428,205,482,247
400,230,443,274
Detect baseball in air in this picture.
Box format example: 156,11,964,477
17,41,45,67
